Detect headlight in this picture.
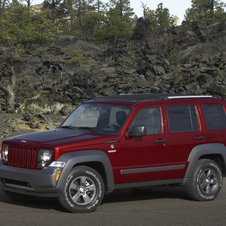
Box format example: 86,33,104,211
2,144,9,163
38,149,53,168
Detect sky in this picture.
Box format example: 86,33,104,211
130,0,192,24
31,0,193,25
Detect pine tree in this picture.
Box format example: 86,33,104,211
0,5,60,111
108,0,134,23
143,3,177,32
95,8,133,44
43,0,68,22
185,0,226,23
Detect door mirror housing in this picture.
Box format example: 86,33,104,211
128,125,147,137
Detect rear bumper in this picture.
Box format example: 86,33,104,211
0,161,62,197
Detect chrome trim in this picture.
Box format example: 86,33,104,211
105,140,117,143
168,95,212,99
108,150,116,153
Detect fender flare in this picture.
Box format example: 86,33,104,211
181,143,226,186
55,150,115,194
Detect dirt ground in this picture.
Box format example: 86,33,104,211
0,112,65,146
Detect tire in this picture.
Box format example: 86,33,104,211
187,159,223,201
3,190,37,202
58,166,105,213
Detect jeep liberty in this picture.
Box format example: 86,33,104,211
0,93,226,212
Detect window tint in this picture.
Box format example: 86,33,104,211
131,107,162,135
167,105,199,133
202,104,226,130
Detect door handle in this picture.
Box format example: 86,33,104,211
193,135,204,140
155,139,167,143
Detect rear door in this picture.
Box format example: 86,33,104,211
164,102,206,179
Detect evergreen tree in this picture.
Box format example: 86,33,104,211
81,11,104,39
95,7,133,44
0,5,60,111
43,0,68,22
94,0,106,12
0,0,9,15
185,0,226,23
69,0,95,37
108,0,134,23
143,3,177,32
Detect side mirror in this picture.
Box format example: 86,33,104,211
128,125,147,137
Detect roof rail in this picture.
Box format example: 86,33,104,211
157,95,222,100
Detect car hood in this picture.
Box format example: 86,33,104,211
3,128,117,149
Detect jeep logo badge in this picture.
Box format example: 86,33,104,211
21,140,26,143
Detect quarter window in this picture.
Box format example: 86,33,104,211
202,104,226,130
167,105,199,133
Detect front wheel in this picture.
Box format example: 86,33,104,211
187,159,223,201
58,166,105,213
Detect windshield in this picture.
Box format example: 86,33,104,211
61,104,131,134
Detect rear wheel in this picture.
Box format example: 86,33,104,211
187,159,222,201
58,166,105,213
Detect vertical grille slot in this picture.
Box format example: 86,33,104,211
33,149,37,168
24,149,28,166
28,149,32,167
20,148,24,166
6,145,39,169
16,147,19,165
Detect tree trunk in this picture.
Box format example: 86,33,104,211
6,89,15,112
210,0,214,11
0,65,16,112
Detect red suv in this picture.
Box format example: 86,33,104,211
1,93,226,212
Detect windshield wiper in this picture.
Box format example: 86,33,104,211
77,127,98,132
61,125,75,129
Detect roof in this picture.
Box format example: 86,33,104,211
94,93,222,102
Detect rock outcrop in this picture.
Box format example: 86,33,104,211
1,19,226,110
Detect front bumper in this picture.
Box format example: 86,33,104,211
0,161,62,197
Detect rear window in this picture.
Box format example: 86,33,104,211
202,104,226,130
167,105,199,133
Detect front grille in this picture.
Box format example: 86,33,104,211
6,146,39,169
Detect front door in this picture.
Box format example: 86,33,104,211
115,105,168,184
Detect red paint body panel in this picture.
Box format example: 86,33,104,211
2,96,226,187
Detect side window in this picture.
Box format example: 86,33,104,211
202,104,226,130
167,105,199,133
131,107,162,135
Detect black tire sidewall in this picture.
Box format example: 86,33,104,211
194,160,222,201
60,166,104,213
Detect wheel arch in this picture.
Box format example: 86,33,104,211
181,143,226,186
55,150,115,194
199,154,226,176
